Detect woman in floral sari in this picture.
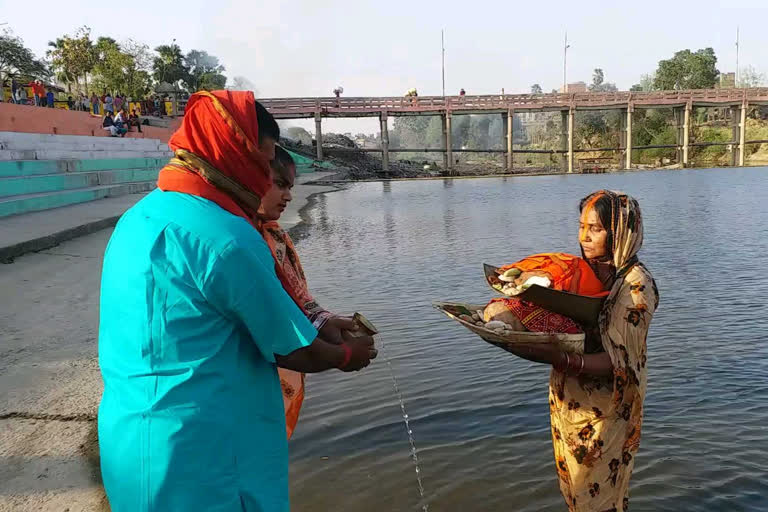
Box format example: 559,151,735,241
498,190,659,511
257,146,352,439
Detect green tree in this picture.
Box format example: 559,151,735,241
183,50,226,92
392,116,436,148
653,48,719,90
530,83,542,94
91,38,152,99
153,43,187,88
630,73,656,92
47,27,96,94
588,68,618,92
228,75,257,93
0,30,48,99
737,65,765,88
121,39,153,98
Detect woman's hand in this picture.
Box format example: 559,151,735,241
317,315,378,369
318,316,357,345
489,339,564,365
342,335,377,372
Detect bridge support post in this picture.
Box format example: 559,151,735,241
314,113,323,160
674,107,684,166
560,111,568,172
682,102,691,167
567,108,574,173
625,105,633,170
445,112,453,175
506,110,514,172
441,114,448,170
739,100,748,167
730,106,739,166
380,111,389,172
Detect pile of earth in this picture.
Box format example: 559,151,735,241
322,133,357,148
281,134,563,180
281,134,429,180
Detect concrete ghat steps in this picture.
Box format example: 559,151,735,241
0,131,172,161
0,168,160,198
0,139,167,152
0,181,157,218
0,131,169,150
0,158,167,178
0,149,172,161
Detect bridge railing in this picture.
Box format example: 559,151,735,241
260,88,768,116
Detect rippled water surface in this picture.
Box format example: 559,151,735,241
289,168,768,511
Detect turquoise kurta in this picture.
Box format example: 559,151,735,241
98,189,317,511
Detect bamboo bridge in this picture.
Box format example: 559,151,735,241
260,88,768,173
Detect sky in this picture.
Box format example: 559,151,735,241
3,0,766,133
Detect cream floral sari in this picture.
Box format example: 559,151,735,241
549,191,659,511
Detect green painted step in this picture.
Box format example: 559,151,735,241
0,182,156,218
73,158,166,172
0,157,167,178
0,168,160,198
0,160,66,177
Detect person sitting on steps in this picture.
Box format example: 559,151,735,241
102,111,126,137
128,109,143,133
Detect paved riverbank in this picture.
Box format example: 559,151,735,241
0,176,339,511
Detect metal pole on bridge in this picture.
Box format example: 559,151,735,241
441,29,446,98
563,32,570,92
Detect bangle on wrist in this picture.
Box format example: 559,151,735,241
338,343,352,369
577,354,585,376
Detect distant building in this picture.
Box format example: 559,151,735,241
720,72,736,89
559,82,587,93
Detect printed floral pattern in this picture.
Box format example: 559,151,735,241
262,222,332,440
549,191,659,511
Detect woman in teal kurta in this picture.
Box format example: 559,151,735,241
98,91,376,511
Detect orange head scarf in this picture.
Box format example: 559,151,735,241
158,90,272,219
157,90,307,312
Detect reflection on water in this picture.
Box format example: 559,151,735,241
289,168,768,511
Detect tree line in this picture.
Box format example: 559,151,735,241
0,26,256,100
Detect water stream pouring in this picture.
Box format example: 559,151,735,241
379,333,429,512
353,313,428,511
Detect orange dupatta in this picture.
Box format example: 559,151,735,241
261,221,332,439
157,90,307,313
498,252,608,297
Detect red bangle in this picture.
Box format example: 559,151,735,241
339,343,352,369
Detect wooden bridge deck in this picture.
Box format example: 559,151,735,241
261,88,768,118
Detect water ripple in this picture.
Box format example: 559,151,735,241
289,168,768,511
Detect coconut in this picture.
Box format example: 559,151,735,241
482,301,526,331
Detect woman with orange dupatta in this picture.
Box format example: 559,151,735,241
257,146,349,438
493,191,659,511
98,91,376,512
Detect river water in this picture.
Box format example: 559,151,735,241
288,168,768,511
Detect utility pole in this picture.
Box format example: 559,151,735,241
441,29,446,97
735,26,740,87
563,31,570,93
